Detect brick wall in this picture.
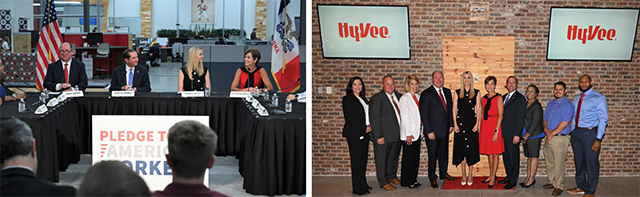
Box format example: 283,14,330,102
312,0,640,176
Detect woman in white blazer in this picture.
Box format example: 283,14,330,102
399,75,422,189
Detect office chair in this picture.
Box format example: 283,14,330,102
95,43,110,79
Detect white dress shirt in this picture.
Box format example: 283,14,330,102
385,92,402,127
126,66,136,86
355,95,370,125
434,86,446,105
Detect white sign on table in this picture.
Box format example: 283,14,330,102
92,115,209,191
111,91,135,97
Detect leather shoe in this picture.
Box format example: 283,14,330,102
567,187,585,194
380,184,396,191
389,178,401,185
353,190,371,195
430,180,439,188
497,178,509,184
440,174,457,181
415,182,422,187
543,183,555,189
503,183,515,189
552,188,563,196
582,195,594,197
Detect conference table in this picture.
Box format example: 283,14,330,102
0,91,306,196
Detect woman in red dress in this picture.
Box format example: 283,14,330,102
478,76,504,188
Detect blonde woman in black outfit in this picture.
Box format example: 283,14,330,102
342,76,373,195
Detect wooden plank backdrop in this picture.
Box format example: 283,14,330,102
442,36,514,177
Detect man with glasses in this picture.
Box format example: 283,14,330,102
44,42,88,91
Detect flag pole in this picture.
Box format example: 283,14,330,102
281,0,286,75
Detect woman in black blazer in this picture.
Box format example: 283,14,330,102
520,85,544,187
342,76,372,195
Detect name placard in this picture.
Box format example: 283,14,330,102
181,91,204,98
257,106,269,116
57,93,68,102
252,100,260,109
230,91,252,98
111,91,135,97
47,98,59,107
65,91,84,98
35,104,48,115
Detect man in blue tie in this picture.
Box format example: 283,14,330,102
110,49,151,92
499,76,526,189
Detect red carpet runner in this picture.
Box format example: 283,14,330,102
441,177,515,190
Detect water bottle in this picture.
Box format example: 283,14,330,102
44,88,50,99
285,99,292,113
205,86,210,97
126,85,133,91
253,86,259,97
18,98,26,112
39,91,47,104
272,93,278,106
74,85,79,91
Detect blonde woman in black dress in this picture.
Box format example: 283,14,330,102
452,71,482,186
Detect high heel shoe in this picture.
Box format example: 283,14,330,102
488,184,495,188
467,176,473,186
522,180,536,188
461,181,467,186
481,175,497,183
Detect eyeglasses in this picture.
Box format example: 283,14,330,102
60,50,73,54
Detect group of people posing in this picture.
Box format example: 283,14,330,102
342,71,607,197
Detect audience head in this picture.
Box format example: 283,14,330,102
123,49,139,68
553,81,568,99
484,75,497,93
1,119,37,171
346,76,367,102
404,75,420,94
77,161,151,196
381,75,395,95
244,48,261,66
579,74,593,92
59,42,74,62
431,70,444,88
525,84,539,101
166,120,218,180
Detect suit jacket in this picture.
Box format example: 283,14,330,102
0,78,16,102
0,168,76,196
524,99,543,137
342,95,367,138
110,65,152,92
420,86,454,138
43,59,88,91
369,90,402,142
502,91,526,138
399,92,421,141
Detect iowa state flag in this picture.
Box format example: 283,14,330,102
271,0,300,93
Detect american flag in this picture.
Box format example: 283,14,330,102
36,0,62,91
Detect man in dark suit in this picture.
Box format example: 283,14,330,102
420,70,456,188
1,118,77,196
499,76,526,189
110,49,151,92
369,75,402,191
43,42,88,91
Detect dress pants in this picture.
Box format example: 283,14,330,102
543,135,570,190
373,140,400,187
425,135,449,181
502,136,520,185
400,138,421,186
571,128,600,195
346,135,371,194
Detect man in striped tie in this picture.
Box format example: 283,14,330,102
43,42,88,92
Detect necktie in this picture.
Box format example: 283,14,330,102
391,95,401,121
128,68,133,86
64,63,69,83
575,93,585,129
504,93,511,105
439,89,447,112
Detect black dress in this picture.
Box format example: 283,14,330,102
181,67,208,91
452,89,481,166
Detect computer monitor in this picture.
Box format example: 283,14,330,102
87,32,103,46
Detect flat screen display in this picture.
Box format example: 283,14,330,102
547,7,639,61
317,4,411,59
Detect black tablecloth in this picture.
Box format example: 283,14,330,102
0,92,305,195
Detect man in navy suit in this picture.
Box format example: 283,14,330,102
420,70,457,189
43,42,88,91
110,49,151,92
1,118,77,196
498,76,526,189
369,75,402,191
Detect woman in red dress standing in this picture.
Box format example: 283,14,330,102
478,76,504,188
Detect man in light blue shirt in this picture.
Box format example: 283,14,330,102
567,75,608,197
542,81,574,196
